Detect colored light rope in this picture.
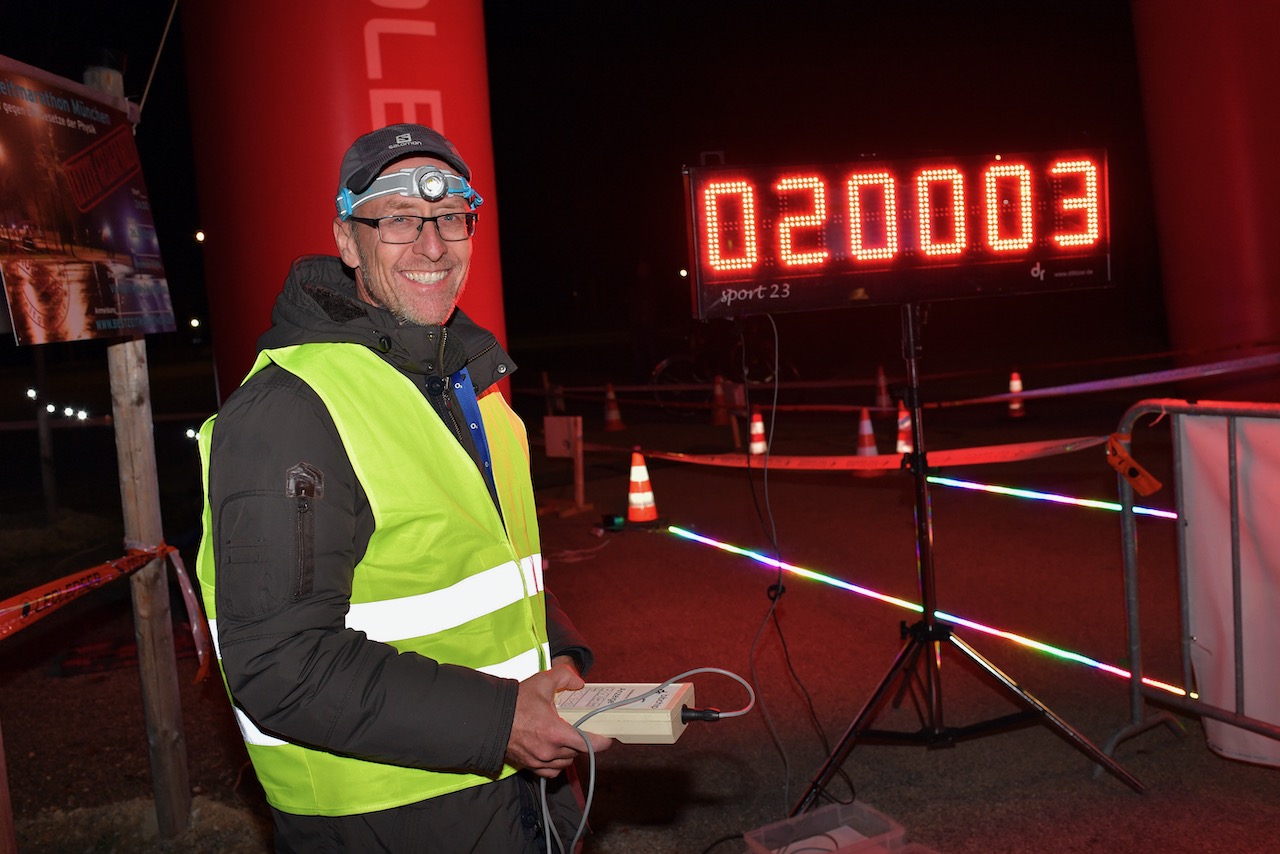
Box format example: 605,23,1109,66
667,525,1190,698
927,475,1177,519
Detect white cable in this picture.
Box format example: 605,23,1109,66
137,0,180,117
539,666,756,853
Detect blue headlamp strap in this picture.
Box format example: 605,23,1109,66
452,367,497,498
336,165,484,220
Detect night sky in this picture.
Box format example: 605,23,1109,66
1,1,1163,378
480,1,1164,376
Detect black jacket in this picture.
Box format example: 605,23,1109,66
205,254,593,785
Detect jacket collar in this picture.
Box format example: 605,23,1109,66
260,254,516,392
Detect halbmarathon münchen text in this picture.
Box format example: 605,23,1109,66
0,79,111,125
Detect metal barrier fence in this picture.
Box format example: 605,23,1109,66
1103,398,1280,765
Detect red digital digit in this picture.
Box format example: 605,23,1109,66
915,167,966,257
702,180,759,271
686,148,1108,320
774,174,829,267
982,162,1034,252
1050,158,1101,248
846,171,899,261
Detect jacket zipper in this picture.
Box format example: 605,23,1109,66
286,462,323,600
469,338,497,373
435,327,467,443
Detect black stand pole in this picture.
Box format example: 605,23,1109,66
790,303,1143,816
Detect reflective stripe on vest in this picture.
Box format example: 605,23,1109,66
196,343,548,815
205,619,552,747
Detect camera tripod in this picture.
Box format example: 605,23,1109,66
791,303,1143,816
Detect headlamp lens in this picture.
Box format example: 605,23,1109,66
419,171,447,201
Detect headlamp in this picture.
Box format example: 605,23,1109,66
418,169,450,201
336,166,484,220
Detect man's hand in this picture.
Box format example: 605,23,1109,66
505,661,613,778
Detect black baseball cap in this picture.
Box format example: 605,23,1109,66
338,124,472,195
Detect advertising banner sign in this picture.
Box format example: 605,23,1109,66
0,53,174,344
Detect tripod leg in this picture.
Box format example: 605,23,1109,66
885,631,924,708
947,633,1145,793
791,633,925,816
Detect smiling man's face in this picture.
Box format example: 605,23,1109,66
333,156,473,326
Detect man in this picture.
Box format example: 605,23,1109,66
196,123,611,852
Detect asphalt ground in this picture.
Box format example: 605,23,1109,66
3,345,1279,853
528,379,1280,853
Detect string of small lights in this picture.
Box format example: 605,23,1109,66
667,524,1193,700
25,387,90,421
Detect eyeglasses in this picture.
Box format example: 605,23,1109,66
347,212,478,243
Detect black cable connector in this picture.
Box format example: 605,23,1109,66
681,705,722,723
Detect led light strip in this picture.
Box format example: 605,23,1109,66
926,475,1177,519
667,525,1191,698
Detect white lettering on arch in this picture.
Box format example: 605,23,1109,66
365,19,437,78
370,90,443,128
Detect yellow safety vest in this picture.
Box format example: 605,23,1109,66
196,343,547,815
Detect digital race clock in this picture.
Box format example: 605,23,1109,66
683,149,1110,320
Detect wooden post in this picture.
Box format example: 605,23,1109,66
541,371,554,416
540,370,565,415
570,414,587,512
108,337,192,837
34,348,57,523
0,716,16,854
541,415,594,517
87,62,191,838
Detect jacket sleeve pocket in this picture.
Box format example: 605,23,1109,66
215,462,325,619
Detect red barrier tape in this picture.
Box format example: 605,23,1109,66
586,435,1107,470
1105,433,1163,496
0,544,212,682
0,549,157,641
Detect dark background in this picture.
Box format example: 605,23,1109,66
1,1,1165,386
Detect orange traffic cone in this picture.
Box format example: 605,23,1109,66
711,375,729,426
748,409,768,455
604,383,626,431
854,407,880,478
1008,371,1026,419
875,366,891,411
895,401,913,454
627,448,659,523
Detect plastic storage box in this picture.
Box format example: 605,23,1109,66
743,801,906,854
